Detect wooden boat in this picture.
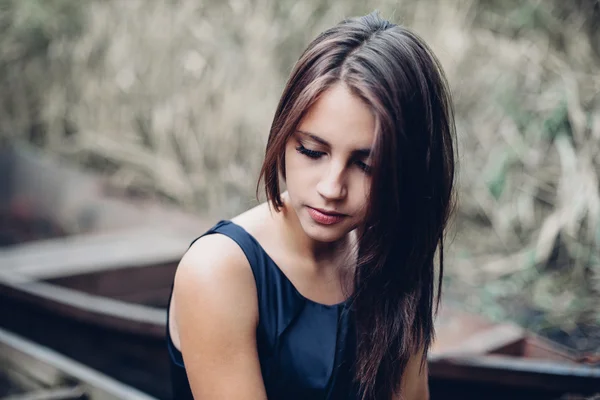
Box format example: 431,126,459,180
0,326,157,400
1,144,598,399
1,231,598,400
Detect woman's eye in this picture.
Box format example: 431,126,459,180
296,145,324,159
355,160,372,174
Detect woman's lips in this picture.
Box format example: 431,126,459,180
307,207,347,225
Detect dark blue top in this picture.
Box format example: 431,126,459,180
166,220,359,400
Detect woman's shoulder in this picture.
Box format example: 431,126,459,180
170,221,263,398
172,233,260,343
173,211,267,309
174,201,276,303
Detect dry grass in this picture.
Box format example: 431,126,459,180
1,0,599,351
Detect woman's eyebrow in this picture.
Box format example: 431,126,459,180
353,148,371,158
296,130,372,156
296,130,330,147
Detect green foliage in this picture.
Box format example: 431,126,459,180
485,147,514,200
543,100,571,141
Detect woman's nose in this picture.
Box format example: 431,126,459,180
316,162,347,201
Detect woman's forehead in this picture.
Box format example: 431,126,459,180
296,84,376,150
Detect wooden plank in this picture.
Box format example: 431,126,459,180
0,368,41,397
0,275,166,337
521,336,582,362
0,227,192,279
429,304,600,393
0,294,169,399
432,305,583,362
46,263,176,300
429,353,600,392
0,332,64,388
431,323,526,357
1,386,85,400
113,287,173,307
0,328,158,400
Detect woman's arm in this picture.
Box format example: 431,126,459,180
393,347,430,400
173,234,268,400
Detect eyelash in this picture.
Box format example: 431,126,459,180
295,145,324,159
355,161,372,174
295,145,372,174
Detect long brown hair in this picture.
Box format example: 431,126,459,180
257,11,456,400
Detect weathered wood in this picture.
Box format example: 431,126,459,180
0,327,157,400
0,227,192,279
520,335,583,362
47,263,177,303
431,322,526,357
0,275,166,337
429,353,600,392
2,251,598,397
1,386,85,400
0,297,169,399
429,305,600,394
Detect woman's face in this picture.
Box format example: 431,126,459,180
284,82,376,243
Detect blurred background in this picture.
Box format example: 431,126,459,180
0,0,599,399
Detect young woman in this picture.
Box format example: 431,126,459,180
167,11,456,400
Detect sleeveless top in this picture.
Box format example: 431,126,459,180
166,220,360,400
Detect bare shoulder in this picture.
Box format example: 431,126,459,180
173,201,275,331
173,232,259,327
172,232,268,398
179,232,253,276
